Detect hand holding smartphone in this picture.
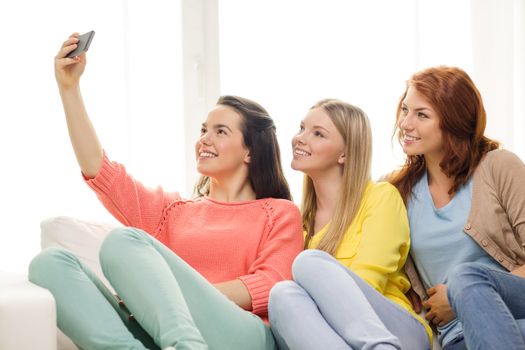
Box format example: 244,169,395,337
67,31,95,58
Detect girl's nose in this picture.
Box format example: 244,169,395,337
398,114,413,130
293,132,306,145
199,132,211,145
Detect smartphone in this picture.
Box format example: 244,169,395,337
67,31,95,58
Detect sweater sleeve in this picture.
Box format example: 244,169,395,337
349,183,411,293
237,200,303,316
491,150,525,247
84,152,181,236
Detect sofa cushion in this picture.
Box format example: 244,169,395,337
40,216,118,293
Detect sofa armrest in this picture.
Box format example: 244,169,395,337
38,216,119,349
0,271,57,350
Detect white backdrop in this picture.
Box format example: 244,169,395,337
218,0,524,199
0,0,185,273
0,0,523,273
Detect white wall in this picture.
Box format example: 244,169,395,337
0,0,184,273
218,0,419,201
218,0,525,201
1,0,523,273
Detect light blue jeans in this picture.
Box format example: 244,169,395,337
446,262,525,350
268,250,430,350
28,227,276,350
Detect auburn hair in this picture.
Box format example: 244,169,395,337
389,66,499,204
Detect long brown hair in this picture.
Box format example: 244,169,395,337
194,95,292,200
389,66,499,204
302,99,372,255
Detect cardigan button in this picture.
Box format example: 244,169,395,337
481,239,488,247
464,223,472,230
498,257,504,263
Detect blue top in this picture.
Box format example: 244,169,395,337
407,172,505,346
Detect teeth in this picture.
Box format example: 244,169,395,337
199,151,217,158
295,149,311,156
404,135,420,141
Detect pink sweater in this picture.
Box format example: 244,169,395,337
85,154,304,317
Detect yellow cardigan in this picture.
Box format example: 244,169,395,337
308,181,431,339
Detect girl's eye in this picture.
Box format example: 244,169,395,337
401,106,409,115
217,129,227,135
314,131,324,137
299,125,305,132
417,112,428,119
200,128,207,135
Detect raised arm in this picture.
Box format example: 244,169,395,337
55,33,103,178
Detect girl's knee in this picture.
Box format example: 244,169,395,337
448,262,488,287
292,249,331,280
99,227,151,278
28,247,76,285
269,281,298,304
99,227,145,261
447,262,491,305
292,249,340,284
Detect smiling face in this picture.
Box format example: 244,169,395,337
291,107,345,178
195,105,250,180
398,86,444,163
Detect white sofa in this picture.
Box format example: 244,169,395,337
0,216,441,350
0,271,56,350
0,216,116,350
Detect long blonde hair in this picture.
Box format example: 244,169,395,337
302,99,372,255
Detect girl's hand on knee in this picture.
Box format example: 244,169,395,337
423,284,455,327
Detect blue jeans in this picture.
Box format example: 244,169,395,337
29,227,275,350
268,250,430,350
446,262,525,350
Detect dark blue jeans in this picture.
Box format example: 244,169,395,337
446,263,525,350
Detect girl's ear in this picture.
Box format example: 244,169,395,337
338,153,345,165
244,152,251,164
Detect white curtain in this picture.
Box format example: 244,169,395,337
471,0,525,158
